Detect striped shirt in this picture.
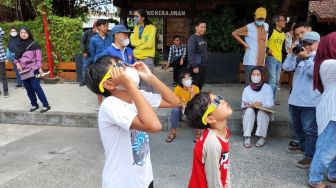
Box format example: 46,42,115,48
0,28,6,62
168,44,186,63
316,59,336,134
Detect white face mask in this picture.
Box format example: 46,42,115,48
10,32,18,37
120,38,130,47
182,79,192,87
116,67,140,90
251,76,261,84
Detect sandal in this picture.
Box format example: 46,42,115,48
165,133,176,142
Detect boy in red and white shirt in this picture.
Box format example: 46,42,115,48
185,92,232,188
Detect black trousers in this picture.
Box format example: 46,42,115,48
170,56,186,83
189,66,207,90
0,62,8,92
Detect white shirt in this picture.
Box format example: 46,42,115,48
98,90,162,188
241,83,274,109
316,59,336,134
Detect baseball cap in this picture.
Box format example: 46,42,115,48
111,25,132,36
303,31,321,43
255,7,267,19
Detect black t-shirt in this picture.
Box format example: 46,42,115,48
187,34,208,67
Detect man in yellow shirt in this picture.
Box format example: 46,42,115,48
130,9,157,92
266,15,286,105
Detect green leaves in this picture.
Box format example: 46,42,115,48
0,15,82,62
202,8,240,53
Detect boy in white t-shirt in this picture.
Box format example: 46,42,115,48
85,55,179,188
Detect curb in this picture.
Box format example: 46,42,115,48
0,109,293,138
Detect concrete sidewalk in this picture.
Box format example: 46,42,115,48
0,66,292,137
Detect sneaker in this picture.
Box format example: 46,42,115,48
296,157,312,169
30,105,39,112
15,84,23,89
3,91,8,98
256,137,266,147
287,146,304,154
79,82,85,87
289,139,300,147
172,82,177,87
243,137,251,148
274,101,280,105
40,106,51,113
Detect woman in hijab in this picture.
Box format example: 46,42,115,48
6,27,23,88
241,67,274,148
14,27,51,113
308,32,336,188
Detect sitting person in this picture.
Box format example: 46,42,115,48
163,35,187,87
165,72,199,142
241,67,274,148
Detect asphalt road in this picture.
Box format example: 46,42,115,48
0,124,332,188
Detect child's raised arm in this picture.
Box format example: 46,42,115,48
111,67,162,133
133,62,180,108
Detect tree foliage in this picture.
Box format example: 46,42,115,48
0,16,82,62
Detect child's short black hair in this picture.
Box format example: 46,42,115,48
194,18,206,26
173,35,180,39
185,92,211,129
96,19,108,27
177,71,190,87
85,55,120,97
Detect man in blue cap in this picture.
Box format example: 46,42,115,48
283,31,321,169
103,24,134,65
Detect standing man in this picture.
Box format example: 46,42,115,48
0,27,9,97
283,31,321,169
232,7,269,85
103,24,134,65
164,35,187,87
79,21,97,86
266,15,286,105
187,19,208,91
89,19,113,109
90,19,113,64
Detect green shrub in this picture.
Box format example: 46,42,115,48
0,16,82,62
201,8,241,53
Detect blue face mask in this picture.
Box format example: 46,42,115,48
255,20,265,26
134,17,140,25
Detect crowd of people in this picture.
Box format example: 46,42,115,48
0,5,335,188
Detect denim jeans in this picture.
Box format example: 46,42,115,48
309,121,336,185
266,56,281,101
22,71,49,107
81,56,93,84
170,107,182,129
288,104,318,158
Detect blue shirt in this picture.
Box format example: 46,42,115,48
138,26,144,38
282,52,321,107
103,44,135,65
89,33,113,63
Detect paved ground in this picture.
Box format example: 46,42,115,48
2,123,334,188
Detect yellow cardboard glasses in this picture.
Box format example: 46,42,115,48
201,95,224,125
98,62,127,93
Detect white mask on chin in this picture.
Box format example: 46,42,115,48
116,67,140,90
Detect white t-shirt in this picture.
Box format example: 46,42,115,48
98,90,162,188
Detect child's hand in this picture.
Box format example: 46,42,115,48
132,61,153,82
110,67,133,88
